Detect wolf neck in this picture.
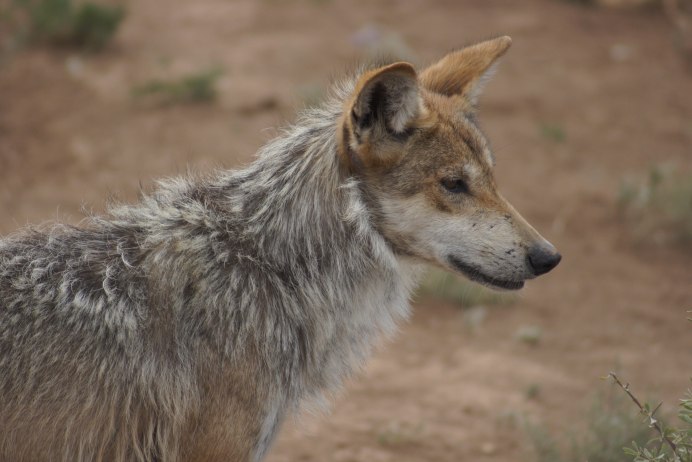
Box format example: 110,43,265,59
227,105,421,404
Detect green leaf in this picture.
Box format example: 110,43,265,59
624,446,640,456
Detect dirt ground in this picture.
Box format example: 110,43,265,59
1,0,691,460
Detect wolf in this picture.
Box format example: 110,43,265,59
0,36,560,461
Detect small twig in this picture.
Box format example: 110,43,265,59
609,372,680,459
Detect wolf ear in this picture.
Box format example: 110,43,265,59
351,62,419,136
342,62,420,168
420,36,511,107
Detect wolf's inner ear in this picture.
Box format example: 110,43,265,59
420,36,512,107
349,62,420,141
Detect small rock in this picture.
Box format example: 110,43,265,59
515,325,542,346
463,306,488,331
610,44,634,62
481,442,497,455
66,56,84,78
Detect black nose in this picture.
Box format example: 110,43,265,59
527,245,562,276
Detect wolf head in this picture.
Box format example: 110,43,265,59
338,36,561,290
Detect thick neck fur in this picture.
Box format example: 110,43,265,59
109,80,421,406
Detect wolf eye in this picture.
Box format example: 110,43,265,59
440,178,469,194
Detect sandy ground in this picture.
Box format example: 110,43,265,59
1,0,691,460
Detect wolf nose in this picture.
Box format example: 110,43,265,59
527,245,561,276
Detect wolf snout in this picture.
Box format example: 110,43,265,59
527,244,561,276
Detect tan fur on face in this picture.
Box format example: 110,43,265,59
340,37,511,174
339,36,556,289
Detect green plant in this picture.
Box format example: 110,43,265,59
375,420,425,446
609,374,692,462
132,68,224,106
515,325,543,346
527,387,654,462
6,0,124,51
20,0,72,42
68,2,124,50
618,165,692,248
561,0,595,5
415,268,516,308
539,122,567,143
526,421,566,462
525,383,542,400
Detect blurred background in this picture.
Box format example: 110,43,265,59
1,0,691,460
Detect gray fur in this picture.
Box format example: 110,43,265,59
0,75,421,461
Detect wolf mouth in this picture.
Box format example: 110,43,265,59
448,256,525,291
